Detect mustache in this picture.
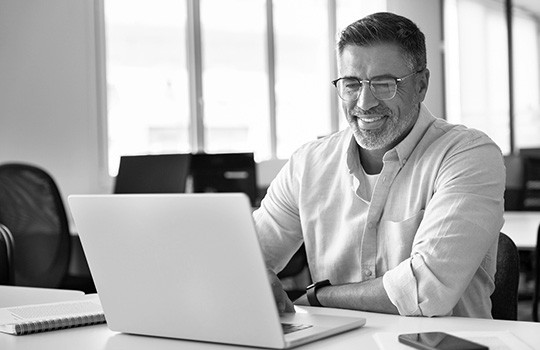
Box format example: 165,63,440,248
351,107,392,116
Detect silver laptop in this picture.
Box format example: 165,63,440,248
68,193,365,349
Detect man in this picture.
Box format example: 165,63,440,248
253,12,505,318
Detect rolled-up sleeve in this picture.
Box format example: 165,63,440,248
382,134,505,317
253,153,304,274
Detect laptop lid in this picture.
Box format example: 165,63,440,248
68,194,365,349
113,154,191,194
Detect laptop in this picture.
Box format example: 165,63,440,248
68,193,365,349
113,154,191,194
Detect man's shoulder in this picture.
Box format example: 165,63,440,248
292,129,351,158
430,117,499,151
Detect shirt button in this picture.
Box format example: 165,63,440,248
367,222,374,229
364,269,372,277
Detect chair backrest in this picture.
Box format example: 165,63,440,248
0,223,15,285
491,232,520,320
0,163,71,288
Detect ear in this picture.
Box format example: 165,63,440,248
416,68,430,102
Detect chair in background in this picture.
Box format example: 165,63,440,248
533,224,539,322
114,154,191,194
491,232,520,320
0,163,94,292
0,223,15,285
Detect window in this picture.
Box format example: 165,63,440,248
513,6,540,150
444,0,540,154
104,0,190,175
444,0,510,153
103,0,385,176
273,0,331,157
200,0,271,157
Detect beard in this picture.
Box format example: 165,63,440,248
349,103,420,151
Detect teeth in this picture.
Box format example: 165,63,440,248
359,116,383,123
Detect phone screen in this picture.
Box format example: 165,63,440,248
398,332,488,350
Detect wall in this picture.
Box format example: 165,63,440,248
0,0,108,200
0,0,445,211
388,0,445,119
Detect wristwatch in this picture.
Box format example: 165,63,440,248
306,279,331,307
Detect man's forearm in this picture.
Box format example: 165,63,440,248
297,277,399,314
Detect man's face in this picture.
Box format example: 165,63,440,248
338,43,429,152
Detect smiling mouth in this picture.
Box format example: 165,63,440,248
355,114,387,130
359,115,384,123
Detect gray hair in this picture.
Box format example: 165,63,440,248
337,12,427,71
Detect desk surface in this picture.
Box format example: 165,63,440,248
1,295,539,350
503,211,540,249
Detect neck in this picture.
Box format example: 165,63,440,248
359,146,386,175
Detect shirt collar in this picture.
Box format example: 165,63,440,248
392,103,436,165
345,103,437,171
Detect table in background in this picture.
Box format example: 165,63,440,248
503,211,540,250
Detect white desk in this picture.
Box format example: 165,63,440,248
1,288,539,350
503,211,540,250
0,286,85,308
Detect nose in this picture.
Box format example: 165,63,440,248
356,84,379,111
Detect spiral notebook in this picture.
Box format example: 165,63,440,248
0,294,105,335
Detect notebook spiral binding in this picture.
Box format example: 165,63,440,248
14,313,106,335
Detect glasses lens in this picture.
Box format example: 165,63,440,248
336,78,361,101
370,78,397,100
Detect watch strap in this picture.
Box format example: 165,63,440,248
306,279,331,307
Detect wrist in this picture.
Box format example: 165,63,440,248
306,279,331,307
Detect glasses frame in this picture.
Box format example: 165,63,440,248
331,69,424,101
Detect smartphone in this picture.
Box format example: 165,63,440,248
398,332,488,350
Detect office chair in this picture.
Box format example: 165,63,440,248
0,223,15,285
533,224,539,322
0,163,94,292
491,232,520,320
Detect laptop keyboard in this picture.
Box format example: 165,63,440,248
281,323,313,334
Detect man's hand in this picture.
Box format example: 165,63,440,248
293,293,309,306
267,268,295,313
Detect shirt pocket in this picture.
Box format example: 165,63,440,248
377,210,425,271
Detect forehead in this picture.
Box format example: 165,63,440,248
338,43,408,76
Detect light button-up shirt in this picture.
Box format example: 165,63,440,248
253,104,505,318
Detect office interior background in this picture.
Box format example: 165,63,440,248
1,0,540,197
1,0,540,320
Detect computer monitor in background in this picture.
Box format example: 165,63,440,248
519,148,540,210
114,154,191,194
190,153,258,206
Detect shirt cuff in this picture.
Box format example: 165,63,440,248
382,257,423,316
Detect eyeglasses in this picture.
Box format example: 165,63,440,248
331,70,422,101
